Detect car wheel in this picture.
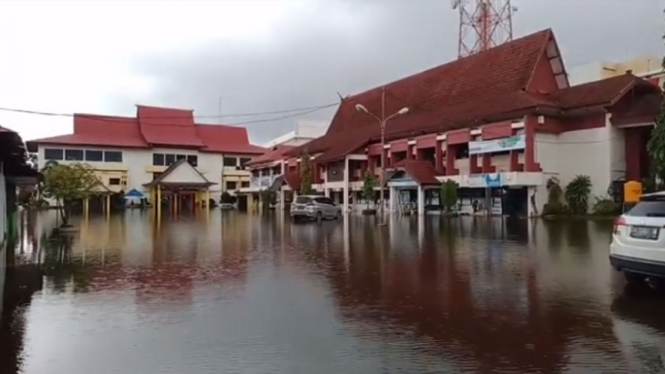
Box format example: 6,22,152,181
624,271,647,284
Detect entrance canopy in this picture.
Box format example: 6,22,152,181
387,160,441,188
143,159,215,190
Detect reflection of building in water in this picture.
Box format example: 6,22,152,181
318,220,626,373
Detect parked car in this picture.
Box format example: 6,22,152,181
290,195,342,222
610,191,665,284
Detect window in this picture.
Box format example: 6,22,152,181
64,149,84,161
226,181,238,190
455,144,469,159
239,158,252,169
176,154,186,161
627,196,665,217
85,150,103,162
187,155,198,167
223,157,237,167
104,151,123,162
44,148,63,160
315,197,334,205
241,181,250,188
153,153,165,166
165,154,176,165
109,178,121,186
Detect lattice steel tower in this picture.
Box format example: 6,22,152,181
452,0,517,58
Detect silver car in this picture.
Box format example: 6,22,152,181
290,195,342,222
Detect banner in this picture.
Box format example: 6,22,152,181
468,134,525,155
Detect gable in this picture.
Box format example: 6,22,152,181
161,162,209,184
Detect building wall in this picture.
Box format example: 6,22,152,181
36,144,257,202
0,161,6,316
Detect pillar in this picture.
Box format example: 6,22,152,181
105,195,111,216
389,186,397,212
206,189,210,220
446,144,458,175
469,154,482,174
435,141,443,174
482,153,495,173
156,185,162,217
279,189,285,211
625,127,642,181
417,186,425,216
524,115,541,172
84,198,89,218
343,156,349,213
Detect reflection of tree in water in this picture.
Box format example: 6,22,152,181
566,219,590,249
544,219,564,250
41,231,93,293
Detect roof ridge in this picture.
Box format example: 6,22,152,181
344,29,553,101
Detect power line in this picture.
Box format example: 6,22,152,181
0,102,337,126
0,102,337,119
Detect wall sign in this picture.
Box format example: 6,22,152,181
467,173,502,188
468,134,525,155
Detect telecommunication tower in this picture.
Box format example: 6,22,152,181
452,0,517,58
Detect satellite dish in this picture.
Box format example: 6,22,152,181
451,0,462,10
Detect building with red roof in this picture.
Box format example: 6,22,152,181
249,29,662,216
26,105,266,203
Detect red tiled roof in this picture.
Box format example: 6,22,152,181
27,107,265,154
137,105,204,148
392,160,440,186
289,29,556,162
283,171,300,191
246,145,295,167
546,74,660,110
195,124,266,154
28,114,149,149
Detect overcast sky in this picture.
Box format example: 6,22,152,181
0,0,663,144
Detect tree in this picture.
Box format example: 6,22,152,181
440,180,459,212
42,163,100,226
299,150,313,195
648,57,665,189
362,171,376,208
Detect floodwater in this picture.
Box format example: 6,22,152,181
2,211,665,374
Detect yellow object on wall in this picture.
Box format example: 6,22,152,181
624,180,643,203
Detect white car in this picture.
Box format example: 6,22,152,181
610,191,665,283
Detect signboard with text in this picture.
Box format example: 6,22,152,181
468,134,525,155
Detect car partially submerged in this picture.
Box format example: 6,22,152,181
290,195,342,222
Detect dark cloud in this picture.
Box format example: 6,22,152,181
122,0,664,144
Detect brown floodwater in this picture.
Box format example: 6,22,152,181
1,210,665,374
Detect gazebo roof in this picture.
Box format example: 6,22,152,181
143,159,215,189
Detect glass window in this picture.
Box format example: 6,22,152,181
223,157,237,167
176,154,186,161
295,196,312,204
627,197,665,217
44,148,63,160
104,151,123,162
64,149,84,161
241,181,250,188
187,155,198,167
225,181,237,190
153,153,165,166
85,150,103,162
109,178,121,185
240,157,252,166
165,154,175,165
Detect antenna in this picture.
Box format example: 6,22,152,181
454,0,516,59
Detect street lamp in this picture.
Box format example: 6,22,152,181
355,93,409,222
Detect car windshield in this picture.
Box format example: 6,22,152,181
295,197,312,204
626,198,665,217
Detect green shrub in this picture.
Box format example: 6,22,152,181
565,175,592,215
592,197,620,216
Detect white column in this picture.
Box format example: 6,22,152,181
417,186,425,216
279,188,285,211
389,186,397,212
343,156,349,213
324,189,330,197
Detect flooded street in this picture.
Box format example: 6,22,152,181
2,211,665,373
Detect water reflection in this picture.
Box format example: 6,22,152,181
1,212,664,373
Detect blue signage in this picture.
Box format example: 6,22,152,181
485,174,501,187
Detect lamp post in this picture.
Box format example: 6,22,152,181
355,87,409,222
